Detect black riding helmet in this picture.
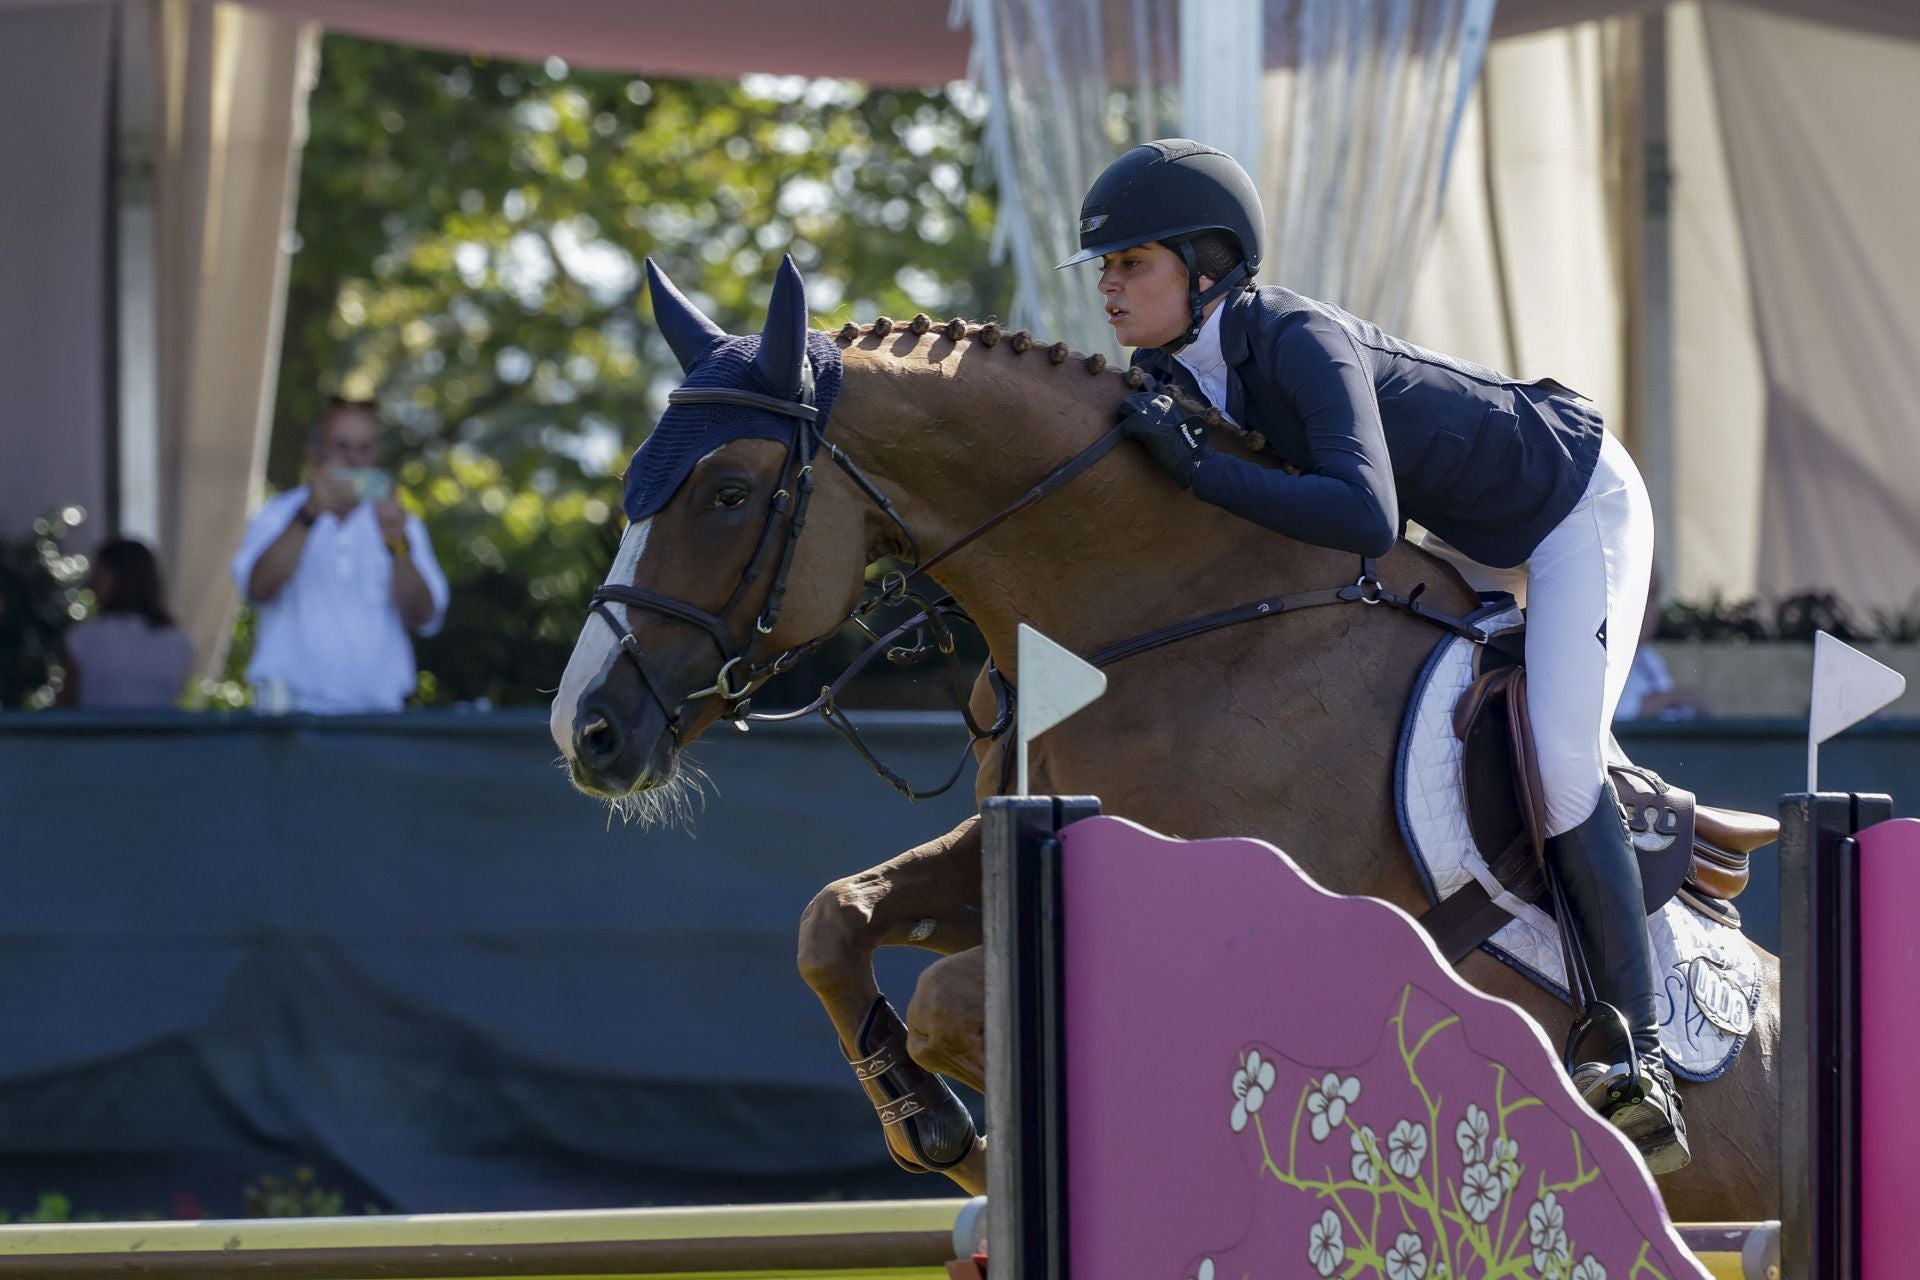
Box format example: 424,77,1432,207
1058,139,1265,350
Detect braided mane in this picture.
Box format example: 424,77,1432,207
831,313,1267,454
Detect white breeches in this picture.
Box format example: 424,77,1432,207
1421,431,1655,837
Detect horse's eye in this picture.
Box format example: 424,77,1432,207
714,485,750,510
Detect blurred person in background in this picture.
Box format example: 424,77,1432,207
57,539,194,709
1616,564,1713,721
232,397,448,713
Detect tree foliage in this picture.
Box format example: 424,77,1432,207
271,37,1008,705
0,507,89,709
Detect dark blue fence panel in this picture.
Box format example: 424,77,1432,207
0,710,1908,1217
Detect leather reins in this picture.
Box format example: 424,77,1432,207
586,359,1491,799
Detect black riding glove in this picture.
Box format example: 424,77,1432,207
1116,392,1211,490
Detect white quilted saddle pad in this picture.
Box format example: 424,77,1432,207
1393,604,1763,1082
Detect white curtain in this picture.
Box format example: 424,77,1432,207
1667,0,1765,603
962,0,1492,352
1403,22,1629,421
147,0,317,673
1258,0,1495,330
1703,1,1920,612
960,0,1180,355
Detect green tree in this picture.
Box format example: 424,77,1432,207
0,507,89,709
269,37,1008,705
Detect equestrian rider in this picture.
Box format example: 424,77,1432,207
1063,139,1685,1172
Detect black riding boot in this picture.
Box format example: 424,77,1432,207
1545,781,1691,1173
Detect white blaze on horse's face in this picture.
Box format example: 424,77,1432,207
550,518,651,760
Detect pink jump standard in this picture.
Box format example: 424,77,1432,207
1858,817,1920,1280
982,797,1709,1280
987,790,1915,1280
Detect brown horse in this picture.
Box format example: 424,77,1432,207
549,262,1778,1223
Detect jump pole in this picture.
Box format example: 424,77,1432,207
0,1199,981,1277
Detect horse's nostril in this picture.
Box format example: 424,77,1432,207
579,711,620,762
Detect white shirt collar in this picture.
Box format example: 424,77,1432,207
1171,303,1233,421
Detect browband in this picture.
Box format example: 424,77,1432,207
667,386,820,422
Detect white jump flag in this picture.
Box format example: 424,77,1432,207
1808,630,1906,792
1016,623,1107,797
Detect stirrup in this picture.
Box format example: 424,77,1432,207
845,997,978,1174
1561,1000,1639,1084
1566,1027,1692,1175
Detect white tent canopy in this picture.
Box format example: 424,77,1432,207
1,0,1914,678
1405,1,1920,607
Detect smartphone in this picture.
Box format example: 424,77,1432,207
336,468,392,503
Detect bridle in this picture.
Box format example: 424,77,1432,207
587,359,854,737
585,354,1491,799
583,351,1132,795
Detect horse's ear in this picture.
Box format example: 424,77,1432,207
646,258,726,374
753,255,809,397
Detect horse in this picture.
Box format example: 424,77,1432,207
548,258,1779,1223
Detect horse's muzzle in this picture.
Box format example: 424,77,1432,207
563,687,675,797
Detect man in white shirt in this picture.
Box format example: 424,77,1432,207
231,398,450,713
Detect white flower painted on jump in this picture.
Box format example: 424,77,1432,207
1307,1073,1362,1142
1491,1135,1521,1190
1387,1118,1429,1178
1188,1259,1215,1280
1230,1050,1277,1133
1527,1191,1566,1242
1454,1102,1490,1164
1385,1231,1429,1280
1570,1256,1607,1280
1307,1209,1345,1278
1528,1192,1571,1275
1349,1124,1380,1186
1459,1160,1503,1223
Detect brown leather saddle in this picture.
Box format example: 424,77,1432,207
1419,649,1779,967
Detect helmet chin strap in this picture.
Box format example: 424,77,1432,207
1161,239,1250,353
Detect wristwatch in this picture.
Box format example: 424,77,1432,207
386,536,410,558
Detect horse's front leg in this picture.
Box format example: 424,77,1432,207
797,815,987,1193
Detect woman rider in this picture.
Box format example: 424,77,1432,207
1062,139,1684,1172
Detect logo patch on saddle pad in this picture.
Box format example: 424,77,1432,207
1393,606,1765,1083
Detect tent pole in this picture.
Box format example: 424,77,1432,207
114,0,162,546
1634,9,1676,590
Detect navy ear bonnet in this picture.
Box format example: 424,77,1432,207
622,330,845,522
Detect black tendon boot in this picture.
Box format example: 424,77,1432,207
844,997,978,1173
1545,782,1691,1173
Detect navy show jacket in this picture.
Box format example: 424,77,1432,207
1131,285,1605,569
